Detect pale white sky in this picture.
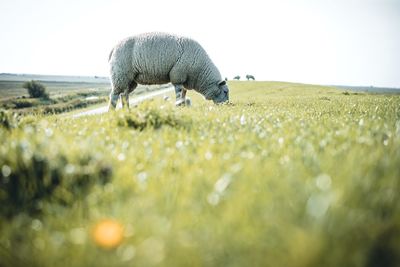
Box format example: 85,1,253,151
0,0,399,87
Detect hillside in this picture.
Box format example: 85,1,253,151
1,81,399,267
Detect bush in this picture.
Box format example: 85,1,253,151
22,80,49,99
12,99,35,109
0,109,17,129
117,103,192,130
0,147,113,217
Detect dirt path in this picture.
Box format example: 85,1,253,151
72,86,174,118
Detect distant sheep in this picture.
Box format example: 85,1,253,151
246,75,255,80
233,76,241,80
108,32,229,110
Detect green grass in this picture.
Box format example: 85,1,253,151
0,79,170,115
0,80,110,114
1,81,400,267
0,94,108,115
0,80,110,99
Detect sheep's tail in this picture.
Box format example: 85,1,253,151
108,47,114,62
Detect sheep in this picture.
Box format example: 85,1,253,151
246,75,255,80
108,32,229,110
233,75,241,80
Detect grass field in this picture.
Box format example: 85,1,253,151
0,75,169,114
0,77,111,114
1,81,400,267
0,74,109,93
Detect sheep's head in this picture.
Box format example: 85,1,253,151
211,80,229,104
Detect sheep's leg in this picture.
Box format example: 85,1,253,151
182,88,187,101
121,81,137,109
120,90,130,109
174,84,186,106
108,91,119,111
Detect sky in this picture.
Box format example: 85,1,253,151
0,0,399,87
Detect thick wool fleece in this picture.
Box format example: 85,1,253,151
108,32,223,99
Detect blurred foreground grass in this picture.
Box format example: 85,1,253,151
1,81,400,267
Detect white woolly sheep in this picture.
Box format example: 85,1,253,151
108,32,229,110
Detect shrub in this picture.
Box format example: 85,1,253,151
0,109,17,129
12,99,34,109
117,103,192,130
22,80,49,99
0,146,113,217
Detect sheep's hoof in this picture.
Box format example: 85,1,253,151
175,99,185,106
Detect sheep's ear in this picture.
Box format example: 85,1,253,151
218,80,226,86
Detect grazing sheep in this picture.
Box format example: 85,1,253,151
233,75,241,80
246,75,255,80
108,32,229,110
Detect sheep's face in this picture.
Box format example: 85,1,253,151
212,81,229,104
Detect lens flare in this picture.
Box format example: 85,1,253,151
92,219,124,249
